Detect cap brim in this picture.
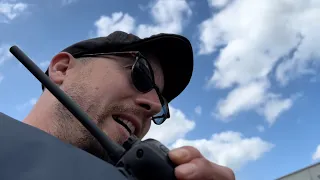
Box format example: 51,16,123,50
121,34,194,103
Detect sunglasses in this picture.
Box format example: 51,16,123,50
77,51,170,125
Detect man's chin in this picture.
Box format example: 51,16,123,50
82,141,113,163
81,135,129,164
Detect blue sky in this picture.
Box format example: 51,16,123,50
1,0,320,179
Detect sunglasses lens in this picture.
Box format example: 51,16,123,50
131,54,170,125
152,97,169,125
132,57,154,92
153,109,166,125
153,118,164,125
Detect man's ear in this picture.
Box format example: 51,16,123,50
47,52,76,86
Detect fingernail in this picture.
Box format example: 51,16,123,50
178,163,196,176
171,148,188,158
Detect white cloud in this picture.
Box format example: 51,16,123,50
38,60,50,69
214,80,269,121
312,145,320,161
195,105,202,115
259,94,293,125
0,0,28,22
0,73,3,83
135,0,192,38
144,106,273,171
257,125,265,132
94,12,136,37
208,0,232,9
62,0,77,6
16,97,37,111
143,105,196,146
0,44,10,85
199,0,320,86
0,44,11,66
171,131,274,171
214,79,297,124
199,0,316,124
93,0,192,38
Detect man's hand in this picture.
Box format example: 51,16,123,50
169,146,235,180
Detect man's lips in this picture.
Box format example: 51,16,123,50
111,114,141,136
112,116,132,134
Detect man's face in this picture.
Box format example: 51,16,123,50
48,51,165,159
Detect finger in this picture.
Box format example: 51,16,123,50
175,158,209,180
169,146,203,165
211,163,236,180
175,158,236,180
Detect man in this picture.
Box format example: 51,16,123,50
19,31,235,180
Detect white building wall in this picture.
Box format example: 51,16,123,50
277,163,320,180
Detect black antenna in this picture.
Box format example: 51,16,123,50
9,45,126,164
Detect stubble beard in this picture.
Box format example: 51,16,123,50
51,83,138,164
49,67,147,164
51,80,115,164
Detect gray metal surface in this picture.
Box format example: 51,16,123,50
0,112,128,180
276,162,320,180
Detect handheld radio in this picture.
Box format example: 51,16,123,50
9,45,177,180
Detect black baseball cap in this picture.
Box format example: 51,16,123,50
42,31,194,103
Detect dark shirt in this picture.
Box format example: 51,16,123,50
0,112,127,180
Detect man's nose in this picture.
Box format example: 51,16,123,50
134,89,162,117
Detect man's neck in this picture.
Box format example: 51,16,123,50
23,94,59,136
